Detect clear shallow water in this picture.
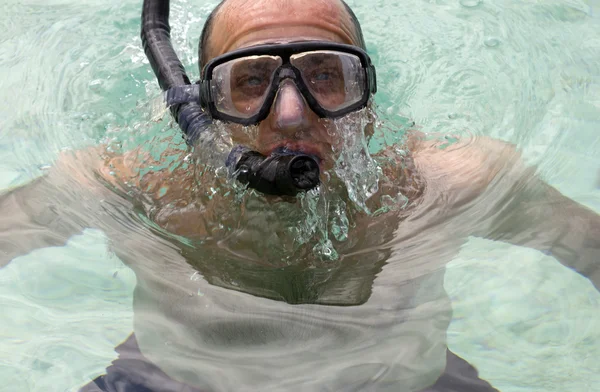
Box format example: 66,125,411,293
1,0,599,391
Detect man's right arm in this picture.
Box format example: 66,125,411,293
0,176,86,268
0,148,125,268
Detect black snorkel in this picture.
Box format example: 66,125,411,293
140,0,320,196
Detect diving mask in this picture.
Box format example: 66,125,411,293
199,41,377,125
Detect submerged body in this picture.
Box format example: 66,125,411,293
2,131,597,391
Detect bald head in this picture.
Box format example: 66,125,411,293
198,0,366,73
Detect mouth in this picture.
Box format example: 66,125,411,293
264,141,328,166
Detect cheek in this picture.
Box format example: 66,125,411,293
255,123,273,151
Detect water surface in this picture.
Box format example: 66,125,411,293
0,0,599,391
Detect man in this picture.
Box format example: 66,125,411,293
0,0,598,391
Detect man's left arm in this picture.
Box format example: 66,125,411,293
484,169,600,291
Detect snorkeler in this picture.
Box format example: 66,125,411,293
0,0,598,391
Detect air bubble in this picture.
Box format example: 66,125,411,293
484,37,501,48
394,147,407,156
380,194,396,208
459,0,482,7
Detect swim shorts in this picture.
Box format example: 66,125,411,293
79,334,499,392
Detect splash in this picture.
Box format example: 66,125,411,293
331,109,380,214
186,108,388,262
293,187,351,261
191,121,235,170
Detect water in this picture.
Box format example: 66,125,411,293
1,0,600,391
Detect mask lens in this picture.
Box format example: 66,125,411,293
291,51,366,112
211,55,282,119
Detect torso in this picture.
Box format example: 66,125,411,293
45,133,522,390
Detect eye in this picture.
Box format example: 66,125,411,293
233,73,270,97
314,72,331,81
235,73,269,89
246,76,263,86
310,68,341,84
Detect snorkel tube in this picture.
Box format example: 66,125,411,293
140,0,320,196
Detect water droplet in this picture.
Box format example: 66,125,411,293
394,147,407,156
331,201,349,242
459,0,482,7
214,166,228,178
380,194,396,208
313,240,338,261
484,37,501,48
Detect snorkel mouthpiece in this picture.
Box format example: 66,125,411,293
234,150,320,196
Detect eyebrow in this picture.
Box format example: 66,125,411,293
231,56,279,72
243,39,315,48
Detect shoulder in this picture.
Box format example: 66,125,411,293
411,134,528,197
54,145,189,203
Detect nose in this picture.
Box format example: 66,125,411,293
270,79,310,133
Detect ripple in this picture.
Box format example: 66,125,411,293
1,0,600,391
447,238,600,391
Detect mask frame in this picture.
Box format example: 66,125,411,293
199,41,377,125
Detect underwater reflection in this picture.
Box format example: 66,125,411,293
2,120,598,392
91,127,502,391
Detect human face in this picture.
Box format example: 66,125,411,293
205,0,365,170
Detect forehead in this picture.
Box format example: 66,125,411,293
207,0,358,59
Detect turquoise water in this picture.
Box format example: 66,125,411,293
1,0,599,391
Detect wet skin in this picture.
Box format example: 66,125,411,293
1,0,599,390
